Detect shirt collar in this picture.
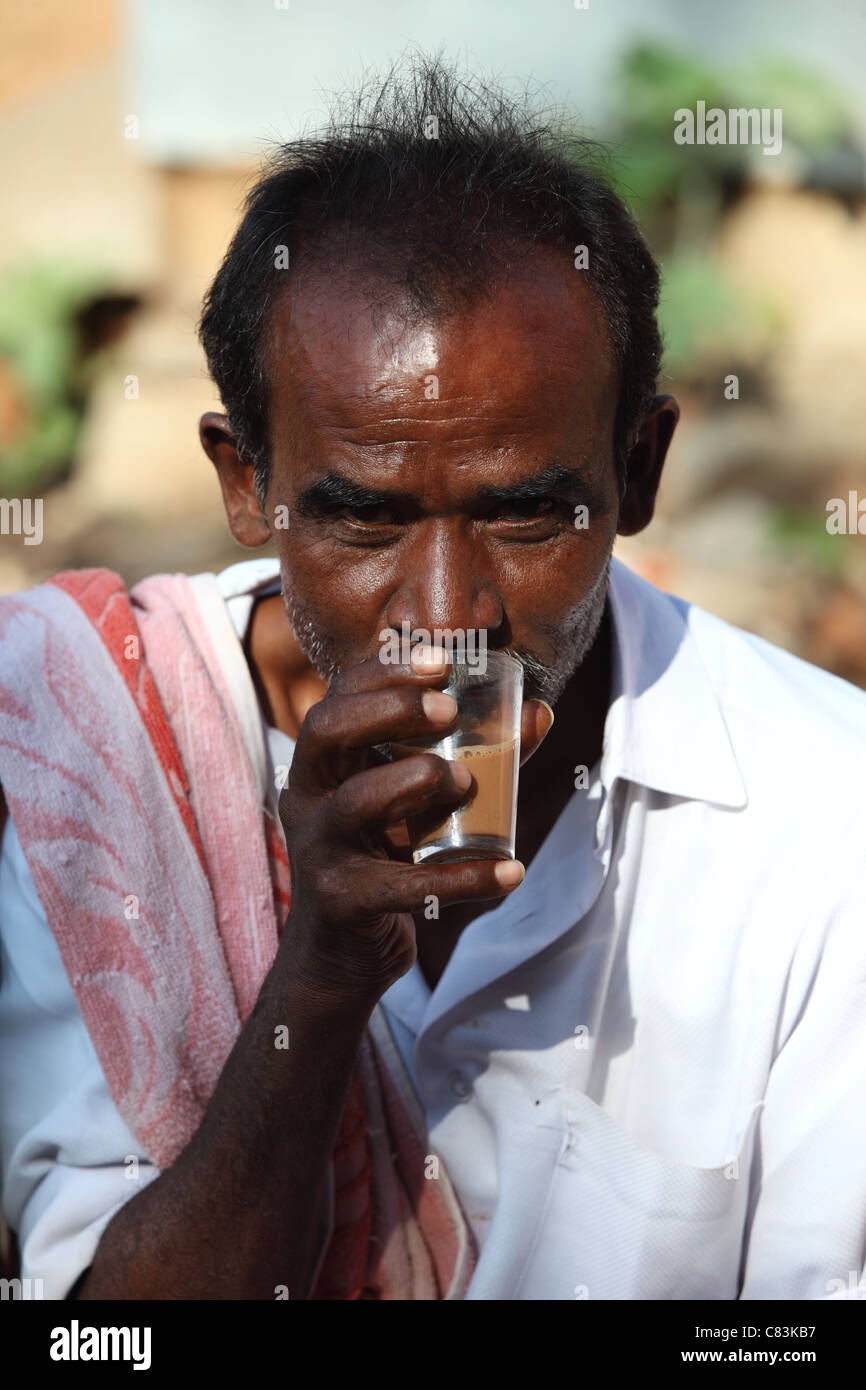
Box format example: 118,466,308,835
215,556,281,601
602,557,748,810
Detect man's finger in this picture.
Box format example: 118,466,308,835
289,684,459,792
518,699,555,767
325,751,472,842
350,855,526,921
326,644,453,699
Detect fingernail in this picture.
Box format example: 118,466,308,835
537,700,555,728
422,690,457,724
450,760,472,791
411,644,448,672
494,859,525,887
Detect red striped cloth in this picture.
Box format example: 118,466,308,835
0,568,475,1299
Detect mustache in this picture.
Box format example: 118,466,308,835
305,635,560,700
502,646,562,703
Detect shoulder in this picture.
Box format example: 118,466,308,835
678,592,866,758
667,589,866,857
610,558,866,845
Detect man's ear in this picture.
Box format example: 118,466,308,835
199,411,271,547
617,394,680,537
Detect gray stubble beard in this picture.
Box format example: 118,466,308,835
510,549,612,705
282,546,613,706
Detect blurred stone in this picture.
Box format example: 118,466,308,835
617,494,823,658
1,505,259,593
664,492,777,568
58,305,224,527
657,406,852,520
0,552,32,596
804,584,866,688
719,187,866,451
43,511,257,587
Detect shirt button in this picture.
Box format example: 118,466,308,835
449,1070,472,1100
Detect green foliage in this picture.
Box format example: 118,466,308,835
770,506,848,578
734,58,854,151
0,262,109,495
608,42,737,206
585,41,858,383
607,39,857,214
657,254,783,376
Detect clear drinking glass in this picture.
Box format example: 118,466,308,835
390,651,523,864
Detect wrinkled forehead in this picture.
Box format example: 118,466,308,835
263,246,618,437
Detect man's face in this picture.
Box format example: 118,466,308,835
259,248,622,703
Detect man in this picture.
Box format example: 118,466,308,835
2,57,866,1301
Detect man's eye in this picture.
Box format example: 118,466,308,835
492,498,557,521
343,505,398,526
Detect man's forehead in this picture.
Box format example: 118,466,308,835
265,250,617,434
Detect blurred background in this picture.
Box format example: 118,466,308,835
2,0,866,683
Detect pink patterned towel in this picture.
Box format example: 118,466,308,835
0,568,475,1299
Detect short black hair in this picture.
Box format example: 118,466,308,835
199,51,663,506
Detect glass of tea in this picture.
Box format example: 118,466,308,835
390,651,523,864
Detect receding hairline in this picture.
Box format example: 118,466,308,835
261,230,616,391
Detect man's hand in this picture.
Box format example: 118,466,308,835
279,646,554,1005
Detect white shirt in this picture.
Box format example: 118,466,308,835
2,556,866,1300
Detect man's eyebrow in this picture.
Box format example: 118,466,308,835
295,474,404,513
295,462,591,514
477,463,589,502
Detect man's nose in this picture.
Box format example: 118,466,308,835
384,524,505,638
